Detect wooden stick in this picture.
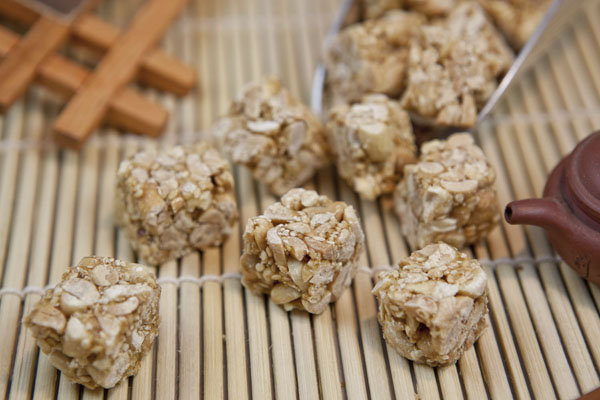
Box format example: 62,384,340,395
0,16,69,112
53,0,189,148
0,26,167,137
71,14,195,96
0,0,195,97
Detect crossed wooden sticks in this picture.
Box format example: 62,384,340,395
0,0,195,149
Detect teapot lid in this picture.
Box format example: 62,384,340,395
565,131,600,221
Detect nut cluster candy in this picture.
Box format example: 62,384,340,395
241,188,365,314
394,133,499,249
360,0,456,19
477,0,552,49
23,257,160,389
326,94,416,200
211,77,329,196
400,2,513,128
372,243,488,366
325,10,426,104
115,142,237,265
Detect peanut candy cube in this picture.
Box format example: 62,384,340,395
325,10,426,104
23,256,160,389
241,188,365,314
326,94,416,200
372,243,488,366
211,77,330,196
394,133,500,249
400,2,513,129
115,142,237,265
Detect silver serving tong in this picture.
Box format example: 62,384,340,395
311,0,583,128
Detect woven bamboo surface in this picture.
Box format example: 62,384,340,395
1,0,600,398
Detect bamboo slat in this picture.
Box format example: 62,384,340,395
1,1,600,399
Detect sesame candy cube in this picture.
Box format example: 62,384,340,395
394,133,500,249
115,142,238,265
326,94,416,200
240,188,365,314
325,10,426,104
211,77,330,196
400,2,513,128
23,256,160,389
372,243,488,366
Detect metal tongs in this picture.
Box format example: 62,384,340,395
311,0,583,127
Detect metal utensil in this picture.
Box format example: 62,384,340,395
311,0,583,127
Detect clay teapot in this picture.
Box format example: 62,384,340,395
504,131,600,286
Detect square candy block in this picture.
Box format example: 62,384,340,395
211,77,330,196
115,142,237,265
400,2,513,129
394,133,500,249
325,10,426,104
241,189,365,314
23,256,160,389
373,243,488,366
326,94,416,200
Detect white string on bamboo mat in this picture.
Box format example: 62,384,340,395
0,255,563,300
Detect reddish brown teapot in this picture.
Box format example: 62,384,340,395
505,131,600,286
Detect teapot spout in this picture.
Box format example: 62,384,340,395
505,198,568,231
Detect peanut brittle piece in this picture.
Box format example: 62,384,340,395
241,188,365,314
115,142,237,265
400,2,513,129
325,10,426,104
24,256,160,389
373,243,488,366
326,94,416,200
212,77,330,195
394,133,500,249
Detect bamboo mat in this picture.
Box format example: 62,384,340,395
1,0,600,399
